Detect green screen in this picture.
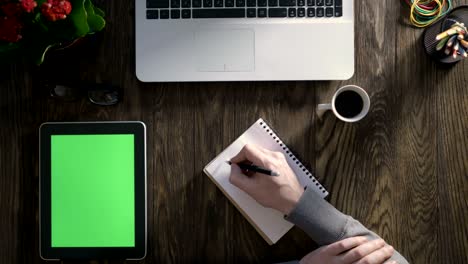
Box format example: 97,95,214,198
51,134,135,247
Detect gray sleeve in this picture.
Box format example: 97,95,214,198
284,188,409,264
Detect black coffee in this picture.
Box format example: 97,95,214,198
334,90,363,118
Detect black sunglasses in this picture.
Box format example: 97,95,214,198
49,83,121,106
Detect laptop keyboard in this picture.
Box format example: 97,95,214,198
146,0,342,19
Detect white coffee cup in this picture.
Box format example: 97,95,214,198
317,85,370,122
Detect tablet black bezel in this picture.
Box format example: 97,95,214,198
39,122,146,260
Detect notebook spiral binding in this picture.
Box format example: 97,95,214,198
257,119,328,196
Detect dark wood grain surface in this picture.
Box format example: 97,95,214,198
1,0,467,263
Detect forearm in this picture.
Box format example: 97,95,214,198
285,188,409,264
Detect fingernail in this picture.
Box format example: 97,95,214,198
387,245,394,251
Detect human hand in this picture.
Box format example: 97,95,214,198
228,144,304,214
300,236,396,264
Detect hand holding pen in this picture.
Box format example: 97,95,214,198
227,144,303,215
226,161,280,176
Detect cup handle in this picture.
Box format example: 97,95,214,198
317,103,332,119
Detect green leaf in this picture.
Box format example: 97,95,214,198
84,0,106,32
94,6,105,17
24,28,58,65
0,42,21,54
69,0,90,37
32,43,56,65
33,14,50,32
0,42,22,64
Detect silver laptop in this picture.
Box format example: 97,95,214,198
136,0,354,82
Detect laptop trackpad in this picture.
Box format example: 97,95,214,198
195,29,255,72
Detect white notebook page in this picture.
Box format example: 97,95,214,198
204,118,328,244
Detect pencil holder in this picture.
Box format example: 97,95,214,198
423,5,468,64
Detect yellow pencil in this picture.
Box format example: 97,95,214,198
436,28,458,40
460,39,468,49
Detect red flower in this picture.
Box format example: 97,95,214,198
1,2,22,17
0,16,23,42
41,0,72,21
0,1,24,43
20,0,37,13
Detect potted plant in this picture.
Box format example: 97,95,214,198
0,0,105,65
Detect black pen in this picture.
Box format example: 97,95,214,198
226,161,280,176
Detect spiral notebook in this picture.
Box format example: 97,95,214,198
204,118,328,245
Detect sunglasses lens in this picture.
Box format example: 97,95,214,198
50,85,80,100
88,88,120,106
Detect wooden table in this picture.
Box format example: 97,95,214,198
1,1,467,263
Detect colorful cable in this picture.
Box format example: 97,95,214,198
405,0,453,28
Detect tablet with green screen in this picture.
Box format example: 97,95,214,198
40,122,146,260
